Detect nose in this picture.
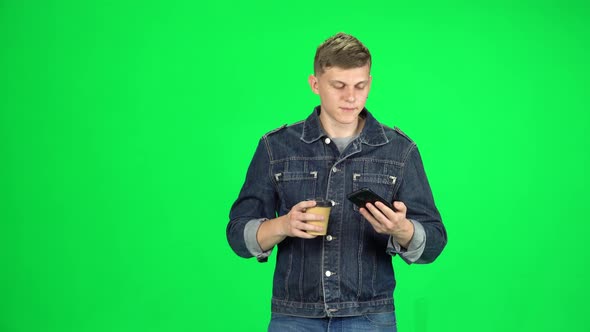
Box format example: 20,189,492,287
344,88,356,103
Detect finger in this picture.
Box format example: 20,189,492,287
300,212,325,221
297,200,318,210
291,219,323,236
372,201,398,221
393,201,407,214
292,228,317,239
359,207,384,232
294,220,324,233
367,204,400,234
365,203,390,225
289,220,324,234
290,209,323,223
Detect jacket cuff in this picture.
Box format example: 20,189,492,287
386,219,426,264
244,218,273,262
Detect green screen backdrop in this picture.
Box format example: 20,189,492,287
1,1,589,331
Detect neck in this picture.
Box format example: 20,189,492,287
320,116,365,138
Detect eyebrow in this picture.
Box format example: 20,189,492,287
329,80,369,86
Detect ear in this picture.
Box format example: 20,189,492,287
308,75,320,95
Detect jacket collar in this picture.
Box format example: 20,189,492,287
300,106,389,146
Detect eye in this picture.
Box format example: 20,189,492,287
356,84,366,90
333,83,345,89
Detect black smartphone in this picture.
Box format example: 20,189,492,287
347,187,396,211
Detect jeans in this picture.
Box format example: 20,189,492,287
268,312,397,332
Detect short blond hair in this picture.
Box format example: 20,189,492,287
313,32,372,75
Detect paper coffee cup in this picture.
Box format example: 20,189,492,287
306,198,333,236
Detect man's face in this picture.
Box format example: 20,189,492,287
308,65,372,128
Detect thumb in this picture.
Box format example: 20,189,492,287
393,201,407,213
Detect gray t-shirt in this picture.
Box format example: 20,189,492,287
331,136,356,153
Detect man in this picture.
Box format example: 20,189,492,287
227,32,447,331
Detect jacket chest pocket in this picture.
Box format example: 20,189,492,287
352,173,397,212
275,171,318,209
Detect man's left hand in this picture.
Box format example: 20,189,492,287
359,201,414,248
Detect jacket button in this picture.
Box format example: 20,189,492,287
332,167,339,173
326,235,333,241
324,137,331,144
325,271,332,277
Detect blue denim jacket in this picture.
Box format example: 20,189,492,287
227,107,447,318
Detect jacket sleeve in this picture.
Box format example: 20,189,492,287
396,144,447,264
387,219,426,264
226,137,278,259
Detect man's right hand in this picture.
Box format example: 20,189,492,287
256,200,325,251
279,200,325,238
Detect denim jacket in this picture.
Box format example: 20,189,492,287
227,107,447,317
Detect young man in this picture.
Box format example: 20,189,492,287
227,33,447,331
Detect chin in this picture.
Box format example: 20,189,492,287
338,114,360,124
